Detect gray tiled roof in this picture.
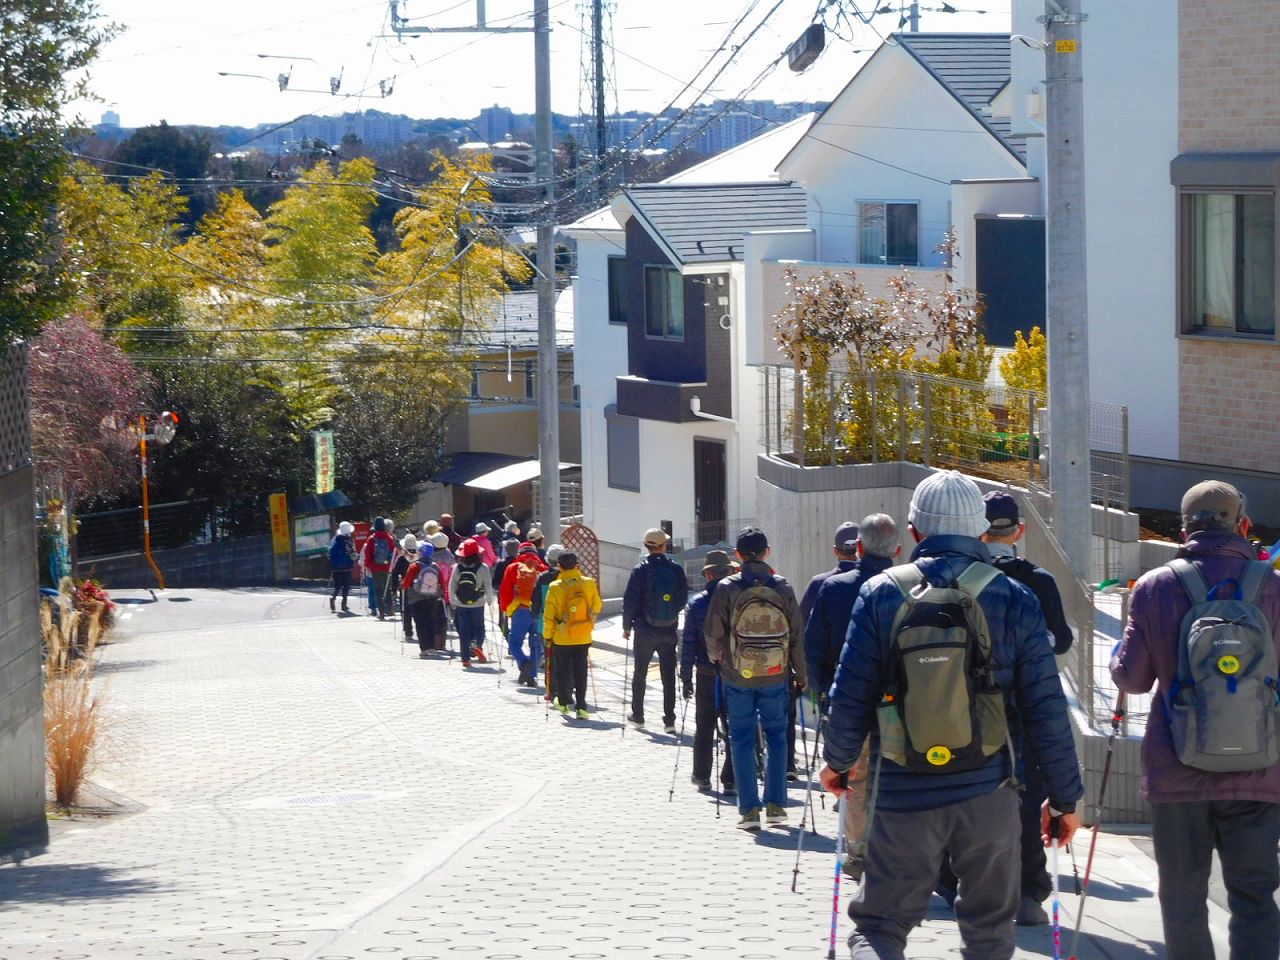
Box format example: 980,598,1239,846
896,33,1026,163
622,181,809,265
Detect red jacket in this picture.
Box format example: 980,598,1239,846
361,531,397,573
499,554,548,614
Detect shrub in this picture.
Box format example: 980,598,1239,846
44,662,104,808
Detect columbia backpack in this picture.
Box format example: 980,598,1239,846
372,535,393,566
413,562,442,598
1165,558,1280,773
453,565,483,605
643,560,683,628
728,576,791,681
878,562,1011,774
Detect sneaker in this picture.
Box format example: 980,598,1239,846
690,775,711,792
1015,896,1049,927
557,701,570,716
664,721,678,735
737,808,762,831
462,660,473,669
473,648,488,664
627,714,645,730
843,855,864,881
721,783,737,797
765,803,788,825
340,603,349,612
329,596,335,612
934,884,957,910
785,769,800,782
576,708,590,720
418,650,431,659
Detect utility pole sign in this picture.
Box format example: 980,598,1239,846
1042,0,1092,581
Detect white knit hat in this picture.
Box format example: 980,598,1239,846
908,470,988,539
431,532,450,549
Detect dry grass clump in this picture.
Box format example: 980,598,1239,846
44,661,105,808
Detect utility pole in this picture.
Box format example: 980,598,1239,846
1042,0,1091,581
534,0,562,541
390,1,560,540
591,0,607,200
907,1,920,31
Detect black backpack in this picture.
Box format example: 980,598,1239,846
453,564,483,605
643,559,682,628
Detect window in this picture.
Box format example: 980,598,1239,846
644,265,685,340
1187,193,1275,335
524,359,535,400
470,365,480,399
1173,154,1280,340
604,404,640,492
607,256,628,324
858,201,919,266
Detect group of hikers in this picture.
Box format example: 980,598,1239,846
326,472,1280,960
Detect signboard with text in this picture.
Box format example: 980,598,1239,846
268,492,292,581
313,430,335,495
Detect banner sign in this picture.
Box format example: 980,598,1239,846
294,513,331,558
268,492,291,581
313,430,335,495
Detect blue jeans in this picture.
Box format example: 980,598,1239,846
454,606,485,662
723,681,788,814
508,607,535,672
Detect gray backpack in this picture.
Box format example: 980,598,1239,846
1166,559,1280,773
877,562,1012,773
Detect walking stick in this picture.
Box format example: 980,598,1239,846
714,675,723,818
668,694,691,802
798,703,821,832
1050,814,1063,960
827,792,847,960
588,652,598,709
1069,695,1126,960
621,632,631,738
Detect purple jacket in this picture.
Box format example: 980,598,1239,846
1111,531,1280,803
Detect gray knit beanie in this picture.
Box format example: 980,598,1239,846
908,470,988,539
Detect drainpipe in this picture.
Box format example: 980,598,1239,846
690,396,735,424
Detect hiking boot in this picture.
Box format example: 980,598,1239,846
418,650,432,659
627,714,645,730
721,783,736,797
664,721,678,735
329,596,335,612
462,661,473,669
340,602,349,612
1015,896,1049,926
843,855,864,881
473,648,488,664
786,769,800,782
691,775,711,792
737,808,762,831
517,661,532,685
765,803,788,825
557,700,570,715
575,708,590,720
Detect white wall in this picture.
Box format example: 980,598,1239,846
780,45,1027,269
1079,0,1180,461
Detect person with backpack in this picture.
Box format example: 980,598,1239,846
1112,480,1280,960
389,534,418,641
818,470,1082,959
450,537,492,668
493,538,520,641
473,522,499,567
622,528,690,733
936,490,1075,923
804,513,900,876
401,542,448,657
500,542,549,687
542,550,602,719
532,544,566,701
362,517,398,619
704,527,806,830
681,549,739,793
328,521,358,613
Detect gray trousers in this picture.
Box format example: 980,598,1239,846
850,785,1020,960
1151,800,1280,960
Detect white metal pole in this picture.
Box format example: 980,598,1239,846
535,0,561,541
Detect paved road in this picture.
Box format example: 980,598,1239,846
1,587,1224,958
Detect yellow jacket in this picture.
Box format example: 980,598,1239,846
542,569,602,646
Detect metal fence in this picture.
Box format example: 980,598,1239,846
77,497,271,561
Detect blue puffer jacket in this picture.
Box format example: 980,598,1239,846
680,580,719,682
804,554,894,699
823,535,1083,814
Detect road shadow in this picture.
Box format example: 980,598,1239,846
755,825,838,854
112,597,156,606
1015,926,1165,958
1073,877,1154,903
558,717,624,732
91,658,156,676
0,862,174,908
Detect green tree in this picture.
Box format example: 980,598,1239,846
0,0,116,343
114,121,213,225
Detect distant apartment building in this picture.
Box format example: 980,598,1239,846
477,105,515,144
253,111,416,151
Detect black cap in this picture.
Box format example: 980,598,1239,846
983,491,1020,533
833,521,860,551
736,526,768,556
557,550,578,568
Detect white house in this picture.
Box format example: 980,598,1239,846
568,31,1061,588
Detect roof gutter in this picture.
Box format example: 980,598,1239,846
690,395,734,424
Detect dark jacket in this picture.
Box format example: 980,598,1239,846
804,554,894,700
531,567,558,627
800,559,858,622
823,534,1083,814
623,552,690,635
680,579,722,682
1111,531,1280,804
329,534,357,572
988,542,1073,655
704,560,807,690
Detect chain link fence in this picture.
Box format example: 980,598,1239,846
77,497,271,561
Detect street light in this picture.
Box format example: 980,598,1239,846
137,411,179,591
218,70,291,92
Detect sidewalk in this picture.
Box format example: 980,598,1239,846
0,590,1218,958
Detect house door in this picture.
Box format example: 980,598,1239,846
693,439,727,546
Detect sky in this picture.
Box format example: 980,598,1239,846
69,0,1011,130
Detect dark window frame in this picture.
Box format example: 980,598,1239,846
857,200,920,267
1172,153,1280,342
607,255,628,325
643,264,685,341
524,359,535,400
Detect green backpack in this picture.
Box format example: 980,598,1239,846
877,562,1013,774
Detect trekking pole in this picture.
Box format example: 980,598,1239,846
714,675,723,819
798,692,812,779
1050,814,1063,960
827,792,848,960
1069,694,1126,960
667,694,691,801
791,744,821,891
621,632,631,738
588,653,598,709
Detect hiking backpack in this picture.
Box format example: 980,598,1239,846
643,559,683,628
878,562,1011,774
514,562,539,605
727,575,791,681
372,535,393,566
453,565,483,605
413,562,442,598
564,581,593,627
328,536,352,568
1165,558,1280,773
